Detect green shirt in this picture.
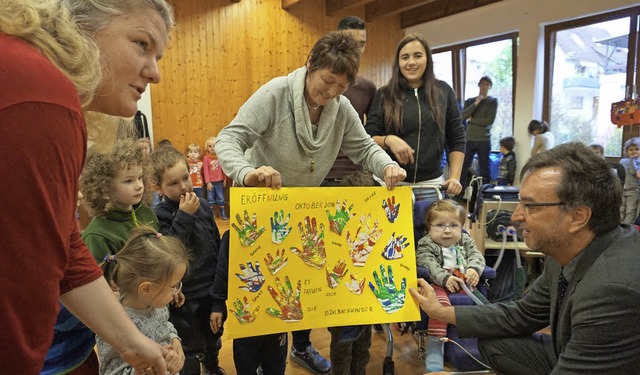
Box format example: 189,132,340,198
82,203,159,263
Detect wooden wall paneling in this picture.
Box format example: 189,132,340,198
151,0,403,153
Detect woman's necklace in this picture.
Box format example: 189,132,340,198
307,102,320,111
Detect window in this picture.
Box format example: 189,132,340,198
544,7,640,157
433,33,518,150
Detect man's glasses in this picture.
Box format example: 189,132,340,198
431,223,462,232
517,197,565,215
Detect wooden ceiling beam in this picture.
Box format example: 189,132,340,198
282,0,304,10
326,0,375,16
401,0,503,28
364,0,437,22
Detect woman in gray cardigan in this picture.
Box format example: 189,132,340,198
215,31,406,375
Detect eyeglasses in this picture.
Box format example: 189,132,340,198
517,199,565,215
167,281,182,295
430,223,462,232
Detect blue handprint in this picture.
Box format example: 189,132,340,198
270,210,292,244
235,261,265,292
382,196,400,223
382,232,409,260
369,264,406,313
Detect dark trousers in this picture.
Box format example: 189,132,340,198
233,333,288,375
462,140,492,187
292,329,311,351
328,325,371,375
169,295,223,375
478,333,556,375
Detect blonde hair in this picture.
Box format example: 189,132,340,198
204,136,217,150
105,226,190,297
80,139,147,216
0,0,174,146
425,199,466,228
187,143,201,154
150,146,189,186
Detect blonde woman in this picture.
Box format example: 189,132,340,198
0,0,175,373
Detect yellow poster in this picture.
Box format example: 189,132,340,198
226,186,420,339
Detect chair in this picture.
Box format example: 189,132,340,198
411,199,496,372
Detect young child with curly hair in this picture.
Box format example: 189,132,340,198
80,139,159,264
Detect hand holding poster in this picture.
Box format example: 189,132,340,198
226,186,420,338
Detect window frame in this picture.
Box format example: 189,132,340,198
433,32,519,148
543,6,640,158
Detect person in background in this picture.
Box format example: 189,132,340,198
0,0,174,372
216,31,406,375
589,143,624,183
203,136,229,220
97,226,187,375
619,137,640,224
365,34,465,200
137,138,153,158
528,120,555,156
323,15,377,186
150,146,226,375
461,76,498,187
410,142,640,374
497,136,516,186
158,138,174,149
415,200,486,372
187,143,206,199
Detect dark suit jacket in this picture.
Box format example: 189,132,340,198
455,225,640,373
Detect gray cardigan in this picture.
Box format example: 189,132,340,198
215,66,396,187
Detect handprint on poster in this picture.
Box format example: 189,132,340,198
347,214,382,266
290,216,326,269
232,210,265,247
326,200,355,236
235,261,265,292
264,248,288,275
266,275,303,322
228,186,419,339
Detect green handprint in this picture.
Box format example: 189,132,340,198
326,259,348,289
326,200,355,236
265,276,303,321
232,210,266,247
290,216,326,269
270,210,292,244
230,296,259,324
369,264,407,314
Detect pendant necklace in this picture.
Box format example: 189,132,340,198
309,156,315,172
307,102,320,111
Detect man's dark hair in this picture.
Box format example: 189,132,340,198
520,142,621,235
499,136,515,151
337,16,365,30
479,76,493,86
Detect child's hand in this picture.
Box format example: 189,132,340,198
446,276,463,293
164,339,185,374
179,192,199,215
210,312,224,334
465,269,480,288
171,291,185,307
207,182,213,191
223,179,227,187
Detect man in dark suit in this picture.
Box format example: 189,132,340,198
410,142,640,374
